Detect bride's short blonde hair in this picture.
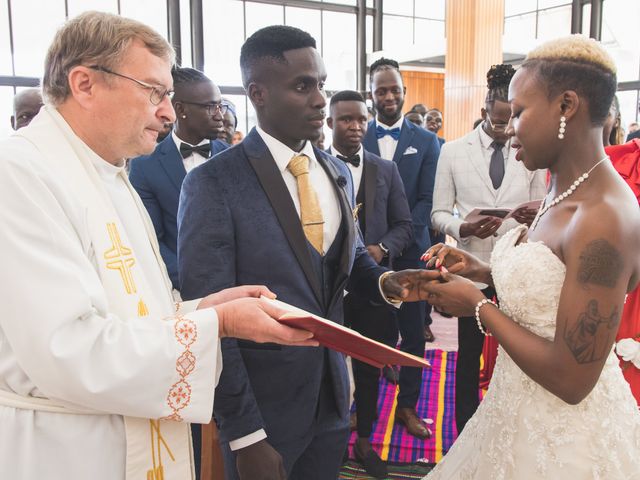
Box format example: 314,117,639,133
526,35,616,74
522,35,617,126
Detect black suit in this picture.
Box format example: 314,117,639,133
336,148,413,438
627,130,640,142
363,119,440,409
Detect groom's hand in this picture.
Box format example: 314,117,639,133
236,439,286,480
381,269,442,303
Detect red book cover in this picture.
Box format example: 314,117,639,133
264,298,431,370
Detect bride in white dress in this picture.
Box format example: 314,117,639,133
420,36,640,479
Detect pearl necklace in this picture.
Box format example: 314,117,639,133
531,156,609,230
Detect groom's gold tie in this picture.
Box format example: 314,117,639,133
287,154,325,255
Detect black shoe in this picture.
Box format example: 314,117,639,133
354,442,388,479
381,365,399,384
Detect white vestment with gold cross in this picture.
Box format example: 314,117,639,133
0,106,221,479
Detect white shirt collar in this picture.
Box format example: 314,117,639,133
478,124,510,151
330,144,363,160
375,116,404,131
256,126,318,173
171,130,209,150
85,146,125,180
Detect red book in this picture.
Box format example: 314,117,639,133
265,298,431,370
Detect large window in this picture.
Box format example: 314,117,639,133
2,0,638,139
0,0,168,139
382,0,446,52
503,0,640,129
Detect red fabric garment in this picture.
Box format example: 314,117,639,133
606,139,640,406
479,335,499,390
607,139,640,199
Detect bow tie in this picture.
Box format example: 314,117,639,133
180,142,210,159
336,154,361,168
375,125,401,140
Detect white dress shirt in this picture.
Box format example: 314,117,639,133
375,116,404,161
257,126,342,254
171,131,209,173
330,145,364,194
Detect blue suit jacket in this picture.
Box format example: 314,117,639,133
128,135,228,288
329,148,413,261
362,118,440,260
177,128,387,446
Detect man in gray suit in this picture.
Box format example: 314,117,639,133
431,64,547,434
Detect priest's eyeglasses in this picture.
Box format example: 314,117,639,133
88,65,174,105
178,101,229,117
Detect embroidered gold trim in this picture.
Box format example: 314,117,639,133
147,419,175,479
138,298,149,317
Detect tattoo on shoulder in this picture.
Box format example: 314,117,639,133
563,299,619,364
577,239,623,288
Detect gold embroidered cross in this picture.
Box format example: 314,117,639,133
104,223,137,294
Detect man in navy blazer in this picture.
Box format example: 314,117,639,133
363,57,440,440
129,67,228,289
178,27,436,480
328,90,413,478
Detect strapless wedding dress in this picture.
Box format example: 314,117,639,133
426,225,640,479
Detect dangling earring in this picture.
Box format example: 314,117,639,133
181,114,187,119
558,116,566,139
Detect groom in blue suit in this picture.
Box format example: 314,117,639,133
178,26,436,480
129,67,228,289
363,57,440,439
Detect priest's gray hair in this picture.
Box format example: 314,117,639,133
42,11,175,106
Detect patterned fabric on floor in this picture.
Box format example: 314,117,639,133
339,460,433,479
345,349,458,466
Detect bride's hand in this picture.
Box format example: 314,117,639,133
421,243,491,285
423,271,486,317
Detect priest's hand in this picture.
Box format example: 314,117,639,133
236,439,286,480
215,297,319,347
422,271,486,317
197,285,276,310
422,243,492,285
380,269,442,303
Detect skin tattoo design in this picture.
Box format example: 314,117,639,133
564,239,623,363
577,239,623,288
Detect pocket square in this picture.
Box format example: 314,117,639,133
403,146,418,155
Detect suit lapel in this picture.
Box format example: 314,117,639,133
467,129,497,199
392,119,415,166
158,137,187,192
362,152,377,243
244,131,324,306
315,150,356,306
363,121,381,156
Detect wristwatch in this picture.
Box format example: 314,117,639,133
378,242,389,257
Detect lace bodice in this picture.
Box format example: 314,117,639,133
426,225,640,480
491,225,566,340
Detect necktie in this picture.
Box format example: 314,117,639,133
287,154,325,255
375,125,401,140
180,142,210,159
489,141,505,189
336,154,361,168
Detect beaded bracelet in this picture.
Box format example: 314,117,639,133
474,298,497,336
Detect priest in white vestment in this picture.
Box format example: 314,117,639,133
0,12,315,480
